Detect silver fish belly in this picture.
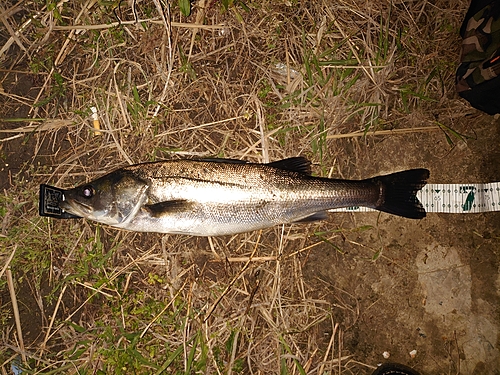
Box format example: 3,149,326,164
59,157,429,236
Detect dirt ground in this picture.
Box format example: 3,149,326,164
3,90,499,375
303,114,500,374
1,1,500,374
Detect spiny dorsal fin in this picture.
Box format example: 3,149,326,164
268,157,311,175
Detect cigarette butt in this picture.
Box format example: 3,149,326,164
91,106,101,136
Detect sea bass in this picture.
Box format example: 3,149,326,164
59,157,429,236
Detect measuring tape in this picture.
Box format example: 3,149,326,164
331,183,500,214
418,183,500,213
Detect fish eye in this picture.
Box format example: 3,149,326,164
82,185,94,198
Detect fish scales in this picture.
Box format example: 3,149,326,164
128,160,378,205
58,158,429,236
125,161,378,235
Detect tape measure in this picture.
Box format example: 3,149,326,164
419,183,500,213
331,183,500,214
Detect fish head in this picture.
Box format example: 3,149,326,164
60,171,148,226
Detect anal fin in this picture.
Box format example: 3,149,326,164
293,211,328,223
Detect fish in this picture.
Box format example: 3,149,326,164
58,157,429,236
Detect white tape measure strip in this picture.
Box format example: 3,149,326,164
419,183,500,213
330,183,500,214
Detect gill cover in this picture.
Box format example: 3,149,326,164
60,171,148,225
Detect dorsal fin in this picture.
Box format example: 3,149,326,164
268,157,312,175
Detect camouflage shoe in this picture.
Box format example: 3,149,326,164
456,0,500,114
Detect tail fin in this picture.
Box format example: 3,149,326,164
370,169,429,219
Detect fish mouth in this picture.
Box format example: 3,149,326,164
59,199,93,217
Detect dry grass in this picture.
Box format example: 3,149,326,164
0,0,470,374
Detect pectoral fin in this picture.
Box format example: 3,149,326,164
144,200,193,217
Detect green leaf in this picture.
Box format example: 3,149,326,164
222,0,233,11
179,0,191,17
186,332,198,374
278,335,307,375
66,321,87,333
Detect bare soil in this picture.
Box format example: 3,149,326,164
1,1,499,374
303,114,500,374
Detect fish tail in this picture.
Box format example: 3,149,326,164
370,169,429,219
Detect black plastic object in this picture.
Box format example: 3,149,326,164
39,184,81,219
371,363,421,375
